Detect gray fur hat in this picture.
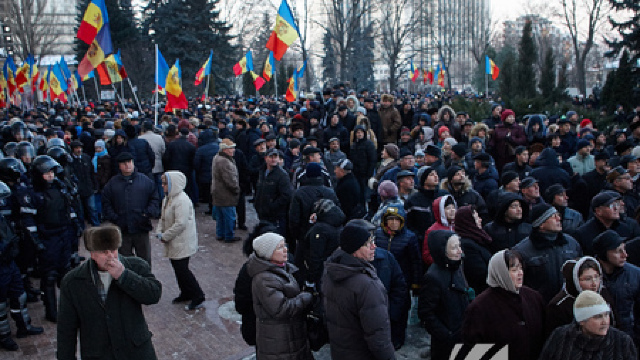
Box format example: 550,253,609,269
84,225,122,251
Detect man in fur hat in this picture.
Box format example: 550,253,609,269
57,225,162,360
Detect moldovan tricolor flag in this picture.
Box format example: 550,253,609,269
195,50,212,86
410,60,419,82
3,56,17,96
77,0,108,45
165,60,188,111
49,63,68,102
263,51,275,82
155,48,170,94
233,51,253,76
77,0,113,79
485,55,499,80
265,0,299,61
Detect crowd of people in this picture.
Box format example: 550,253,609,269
0,87,639,359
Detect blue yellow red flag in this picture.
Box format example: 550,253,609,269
233,51,253,76
165,60,188,111
266,0,299,61
263,51,275,82
77,0,109,45
195,50,213,86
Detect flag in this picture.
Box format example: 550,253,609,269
82,69,94,81
265,0,299,61
195,50,212,86
285,76,295,102
233,51,253,76
165,60,188,111
39,66,50,92
15,61,30,91
3,56,17,95
60,56,72,80
251,71,265,91
114,50,128,79
263,51,275,82
485,55,499,80
423,69,428,84
294,60,306,92
437,66,445,87
49,63,67,102
96,53,122,85
74,71,83,89
77,0,108,45
0,72,5,108
155,48,170,92
77,5,113,79
410,60,419,82
427,67,434,84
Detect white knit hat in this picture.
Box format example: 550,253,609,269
574,290,610,322
253,233,284,260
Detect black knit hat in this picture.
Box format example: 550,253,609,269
593,230,624,261
447,165,462,183
530,203,558,228
340,223,372,254
425,144,441,158
544,184,566,204
451,144,467,158
500,171,519,187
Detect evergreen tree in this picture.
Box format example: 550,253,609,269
517,19,537,98
607,0,639,72
601,50,634,112
276,63,289,99
499,46,517,101
348,25,375,92
149,0,238,95
555,59,569,102
322,32,337,87
539,47,556,100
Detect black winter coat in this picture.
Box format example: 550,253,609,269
128,138,155,175
405,188,448,244
540,322,637,360
321,249,396,360
289,178,339,242
459,236,492,294
254,166,293,221
603,263,640,348
335,173,364,220
163,137,196,177
374,227,422,288
483,193,531,254
193,134,219,184
371,248,407,322
233,262,256,346
70,153,96,197
350,138,377,179
513,230,582,303
102,171,160,234
574,217,637,256
530,148,571,195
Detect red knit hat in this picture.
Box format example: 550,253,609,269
500,109,515,122
438,126,450,139
580,119,592,128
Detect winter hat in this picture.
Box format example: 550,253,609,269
520,177,538,189
425,144,441,158
487,250,519,294
378,180,398,199
94,140,106,149
384,144,399,160
443,138,458,147
580,119,593,129
576,139,591,151
574,290,610,322
253,232,285,260
566,111,577,119
399,148,413,159
340,222,372,254
419,166,438,187
544,184,566,204
530,203,558,228
591,190,621,209
438,126,450,138
84,225,122,252
306,162,322,178
500,171,519,187
452,144,467,158
593,230,624,262
500,109,515,122
219,138,236,150
447,165,463,183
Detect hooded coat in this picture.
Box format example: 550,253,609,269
545,257,617,337
374,206,422,288
156,171,197,259
462,250,546,360
246,254,313,360
423,195,456,266
483,193,532,254
418,230,470,360
440,177,488,221
321,249,396,360
530,148,571,195
454,206,493,294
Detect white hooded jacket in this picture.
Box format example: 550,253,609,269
157,171,198,259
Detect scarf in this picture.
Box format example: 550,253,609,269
454,206,493,245
487,250,518,294
92,149,109,173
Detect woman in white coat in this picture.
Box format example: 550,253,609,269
157,171,205,310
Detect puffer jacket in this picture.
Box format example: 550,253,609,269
483,193,532,254
374,206,422,288
295,203,345,284
246,254,313,360
193,131,219,184
102,170,160,234
418,230,470,360
157,171,197,259
513,229,582,303
603,262,640,347
321,249,396,360
423,195,456,266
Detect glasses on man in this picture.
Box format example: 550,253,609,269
363,235,376,248
609,202,620,210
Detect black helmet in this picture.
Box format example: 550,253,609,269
10,120,26,140
46,138,65,149
47,147,72,167
32,155,62,175
16,141,35,160
0,181,10,200
0,158,26,183
3,142,17,157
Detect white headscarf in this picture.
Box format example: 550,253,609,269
487,250,519,294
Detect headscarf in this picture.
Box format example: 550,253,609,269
454,206,492,245
487,250,518,294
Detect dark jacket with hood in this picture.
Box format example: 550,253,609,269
193,131,219,184
440,177,488,221
350,126,377,179
530,148,571,195
483,193,532,254
418,230,470,360
525,115,547,145
163,135,196,178
472,167,498,199
288,177,339,242
513,228,582,303
246,254,313,360
107,130,135,174
545,257,617,337
295,202,345,284
335,172,364,220
374,206,422,288
405,173,448,244
321,249,396,360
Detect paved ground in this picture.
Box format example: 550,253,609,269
4,202,431,359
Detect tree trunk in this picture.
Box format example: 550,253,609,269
576,55,587,96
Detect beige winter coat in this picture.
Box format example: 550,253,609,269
157,171,198,259
210,151,240,207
